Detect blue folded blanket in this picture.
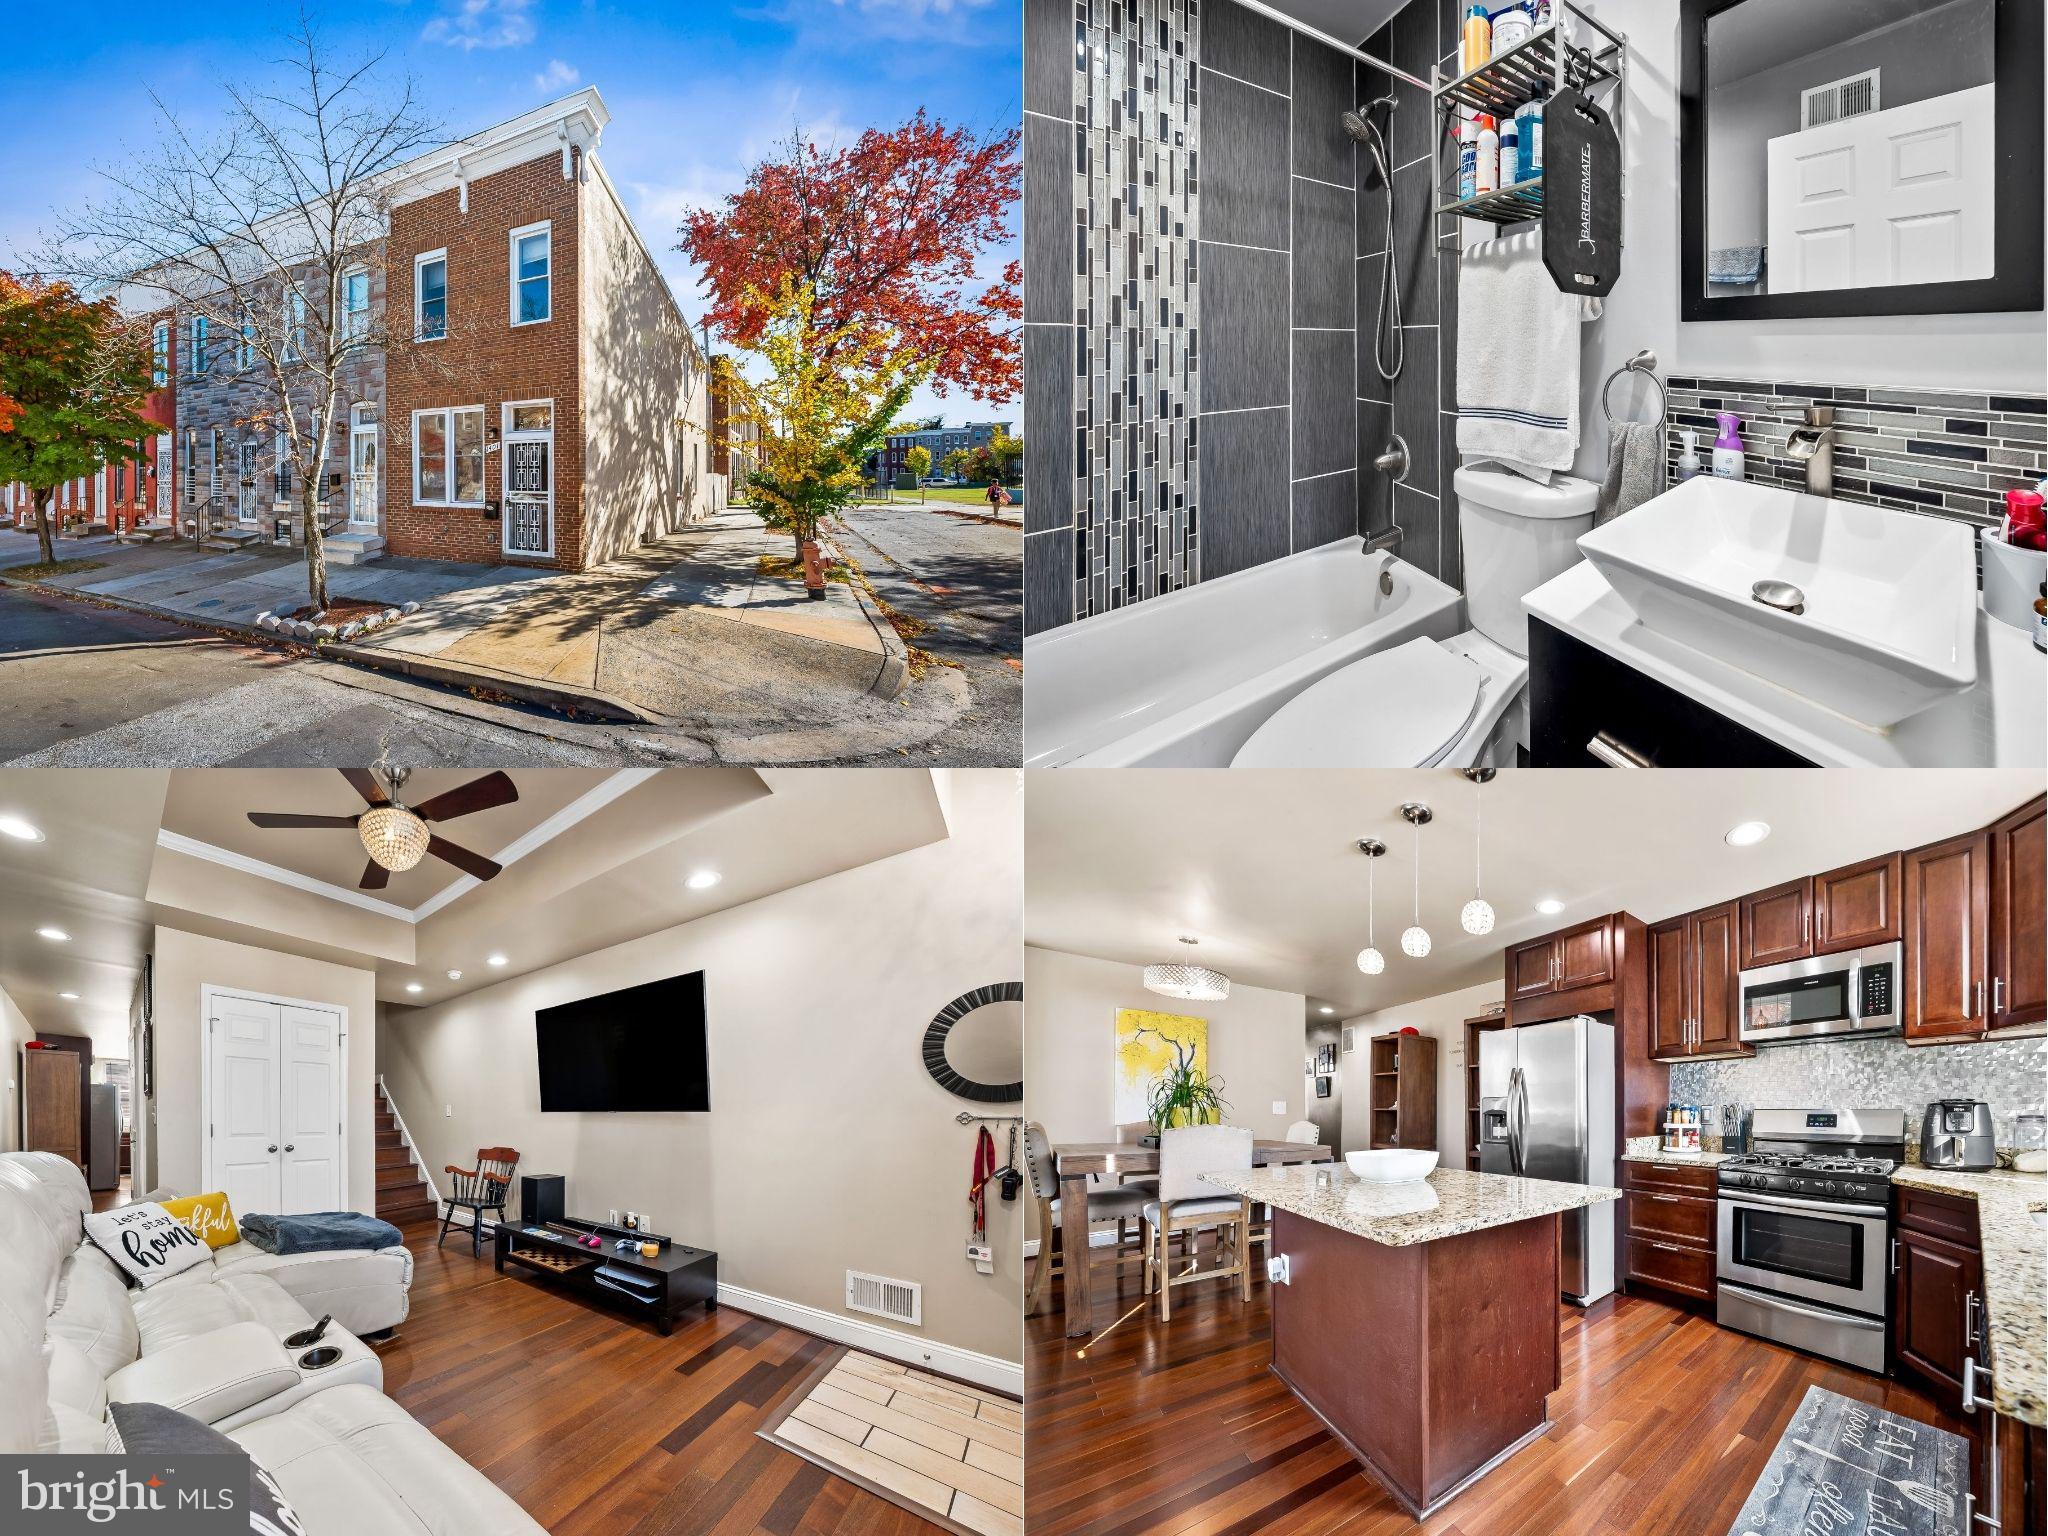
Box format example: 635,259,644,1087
1709,246,1764,285
239,1211,404,1255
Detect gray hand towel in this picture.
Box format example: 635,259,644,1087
1596,421,1663,525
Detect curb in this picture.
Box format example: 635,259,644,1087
0,573,319,657
819,538,912,701
324,644,661,725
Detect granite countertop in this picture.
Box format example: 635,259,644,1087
1522,559,2046,768
1891,1165,2047,1428
1203,1163,1618,1249
1621,1148,1734,1167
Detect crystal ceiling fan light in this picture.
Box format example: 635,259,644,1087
358,803,431,872
1460,768,1495,936
1399,803,1432,958
1355,837,1387,975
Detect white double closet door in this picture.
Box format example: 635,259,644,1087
207,991,345,1216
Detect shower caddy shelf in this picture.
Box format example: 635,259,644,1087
1431,1,1629,227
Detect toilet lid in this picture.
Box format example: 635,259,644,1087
1231,638,1487,768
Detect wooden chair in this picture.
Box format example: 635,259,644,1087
1143,1125,1254,1321
1024,1122,1146,1316
438,1147,518,1257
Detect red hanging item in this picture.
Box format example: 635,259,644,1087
970,1125,996,1242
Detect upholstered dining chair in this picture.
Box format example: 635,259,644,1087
1143,1124,1255,1321
1024,1122,1147,1316
438,1147,519,1257
1285,1121,1321,1144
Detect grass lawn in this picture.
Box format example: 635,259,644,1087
907,486,1023,507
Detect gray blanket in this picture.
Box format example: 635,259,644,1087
239,1211,403,1255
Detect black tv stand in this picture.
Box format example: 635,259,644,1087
493,1217,717,1335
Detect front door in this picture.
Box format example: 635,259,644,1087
238,443,259,522
350,406,379,527
502,400,554,558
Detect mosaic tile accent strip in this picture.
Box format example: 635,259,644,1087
1067,0,1202,622
1663,376,2048,541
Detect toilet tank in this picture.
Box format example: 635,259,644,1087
1455,465,1601,655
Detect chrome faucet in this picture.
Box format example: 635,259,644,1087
1785,405,1837,496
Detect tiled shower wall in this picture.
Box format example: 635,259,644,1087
1022,0,1375,636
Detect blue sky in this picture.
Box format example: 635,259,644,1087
0,0,1019,422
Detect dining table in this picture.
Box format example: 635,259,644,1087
1052,1138,1337,1337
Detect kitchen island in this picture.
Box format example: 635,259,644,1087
1205,1163,1619,1518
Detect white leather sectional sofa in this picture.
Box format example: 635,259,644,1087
0,1152,542,1534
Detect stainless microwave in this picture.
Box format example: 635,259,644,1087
1737,942,1902,1045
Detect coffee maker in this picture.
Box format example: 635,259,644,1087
1919,1100,1997,1171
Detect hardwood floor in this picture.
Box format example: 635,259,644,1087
1026,1240,1968,1535
378,1217,952,1536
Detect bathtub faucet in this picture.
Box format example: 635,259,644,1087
1364,527,1403,555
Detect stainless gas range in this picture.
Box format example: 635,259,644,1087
1715,1107,1905,1373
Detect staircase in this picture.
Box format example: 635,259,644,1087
324,530,386,566
374,1084,439,1226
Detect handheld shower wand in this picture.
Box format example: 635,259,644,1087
1342,98,1403,382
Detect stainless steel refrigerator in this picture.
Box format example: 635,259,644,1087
1477,1015,1615,1305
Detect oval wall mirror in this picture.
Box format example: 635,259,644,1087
922,983,1022,1103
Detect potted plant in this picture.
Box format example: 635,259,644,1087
1146,1036,1229,1130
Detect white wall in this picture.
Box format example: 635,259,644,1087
377,770,1021,1372
0,982,31,1155
149,927,379,1213
1024,946,1308,1148
1561,0,2044,482
1338,979,1504,1163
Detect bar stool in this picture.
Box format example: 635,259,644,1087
1025,1122,1148,1316
1143,1125,1255,1321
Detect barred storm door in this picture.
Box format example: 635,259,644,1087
502,399,554,558
349,403,380,528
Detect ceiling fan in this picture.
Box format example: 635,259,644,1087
246,768,520,890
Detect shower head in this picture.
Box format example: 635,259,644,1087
1340,97,1398,142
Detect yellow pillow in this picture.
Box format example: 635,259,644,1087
161,1192,240,1250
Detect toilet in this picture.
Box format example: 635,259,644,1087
1232,465,1600,768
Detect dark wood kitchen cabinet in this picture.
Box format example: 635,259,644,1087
1904,829,1992,1041
1507,938,1558,1001
1739,877,1812,969
1812,852,1903,952
1988,794,2046,1033
1619,1159,1716,1304
1893,1223,1980,1407
1508,919,1615,1002
1646,902,1747,1061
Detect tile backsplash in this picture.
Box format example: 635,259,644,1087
1671,1034,2048,1147
1663,376,2048,543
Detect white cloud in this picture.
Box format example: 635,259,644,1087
423,0,537,51
533,59,580,93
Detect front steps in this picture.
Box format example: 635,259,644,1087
324,531,386,566
373,1085,439,1226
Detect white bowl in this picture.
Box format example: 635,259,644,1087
1345,1149,1439,1183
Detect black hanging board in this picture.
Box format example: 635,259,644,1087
1542,89,1621,297
1724,1384,1968,1536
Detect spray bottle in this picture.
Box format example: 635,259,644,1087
1711,412,1746,481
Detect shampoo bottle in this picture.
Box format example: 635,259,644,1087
1462,4,1491,72
1475,114,1499,195
1676,427,1702,481
1498,113,1520,185
1711,412,1746,480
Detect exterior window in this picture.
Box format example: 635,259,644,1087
182,433,195,505
415,251,447,340
341,269,369,340
274,429,291,499
210,428,222,501
411,406,484,505
509,403,551,433
113,462,125,504
152,323,168,387
511,222,550,325
236,313,255,370
189,316,208,373
283,292,306,362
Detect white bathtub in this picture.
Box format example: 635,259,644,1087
1024,538,1465,767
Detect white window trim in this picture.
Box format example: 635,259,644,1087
152,322,169,388
508,221,552,328
189,315,208,374
340,266,371,344
414,248,449,343
410,404,486,508
282,291,306,364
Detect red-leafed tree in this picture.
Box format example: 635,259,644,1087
679,111,1020,403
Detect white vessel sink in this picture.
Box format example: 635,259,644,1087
1575,477,1977,729
1345,1149,1439,1183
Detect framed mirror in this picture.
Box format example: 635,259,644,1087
1680,0,2041,319
922,983,1022,1103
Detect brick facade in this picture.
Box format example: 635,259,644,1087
384,153,583,568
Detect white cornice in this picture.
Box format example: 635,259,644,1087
155,829,416,921
386,88,610,209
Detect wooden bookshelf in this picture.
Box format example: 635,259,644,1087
1462,1011,1508,1170
1368,1032,1438,1150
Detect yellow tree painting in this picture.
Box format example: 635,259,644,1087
1114,1008,1210,1126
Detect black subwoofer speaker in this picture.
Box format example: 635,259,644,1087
520,1173,565,1226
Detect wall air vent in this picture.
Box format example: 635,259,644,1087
846,1269,922,1326
1801,69,1880,130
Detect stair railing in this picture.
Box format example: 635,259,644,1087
376,1075,443,1219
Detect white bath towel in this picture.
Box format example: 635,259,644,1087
1456,230,1602,475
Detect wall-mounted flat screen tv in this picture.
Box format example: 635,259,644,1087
534,970,708,1112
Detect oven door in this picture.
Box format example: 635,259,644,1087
1716,1189,1888,1317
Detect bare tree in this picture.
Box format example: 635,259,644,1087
36,14,440,612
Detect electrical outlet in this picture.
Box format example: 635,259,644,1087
608,1209,620,1225
1272,1101,1287,1116
443,1104,451,1116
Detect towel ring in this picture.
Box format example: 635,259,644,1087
1601,349,1668,426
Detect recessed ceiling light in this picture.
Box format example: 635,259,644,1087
1725,821,1772,848
1318,1005,1335,1015
446,969,463,981
404,983,423,994
36,927,69,943
685,869,721,890
58,992,79,1001
1536,898,1565,915
487,954,508,967
0,815,43,843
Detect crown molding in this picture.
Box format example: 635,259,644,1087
155,829,416,921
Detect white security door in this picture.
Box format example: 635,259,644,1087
278,1005,342,1212
93,475,105,526
155,435,172,517
1766,84,1994,293
210,995,284,1217
350,405,379,528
